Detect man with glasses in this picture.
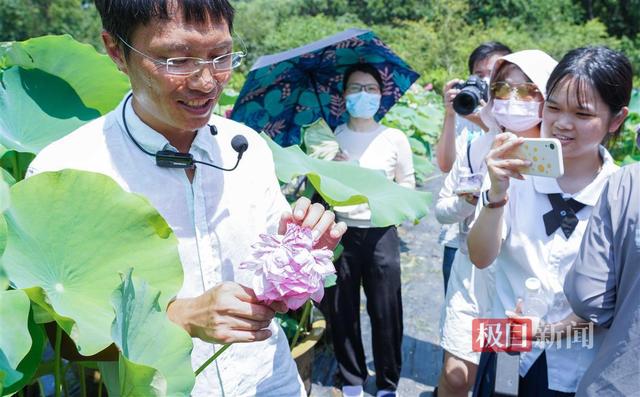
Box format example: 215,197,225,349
26,1,346,396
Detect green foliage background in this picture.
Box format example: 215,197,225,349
1,0,639,91
1,0,638,165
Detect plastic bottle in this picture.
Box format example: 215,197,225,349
523,277,548,323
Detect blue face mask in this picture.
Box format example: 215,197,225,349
345,92,381,119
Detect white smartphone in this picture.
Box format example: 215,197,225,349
514,138,564,178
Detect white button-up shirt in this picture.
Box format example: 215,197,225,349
486,147,618,393
27,95,304,396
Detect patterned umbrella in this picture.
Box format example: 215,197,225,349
230,28,420,146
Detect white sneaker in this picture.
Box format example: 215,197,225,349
342,385,364,397
376,390,397,397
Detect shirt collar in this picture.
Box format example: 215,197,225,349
532,146,618,206
115,92,214,155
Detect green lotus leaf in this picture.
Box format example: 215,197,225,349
2,303,46,396
0,289,30,392
301,118,340,160
409,137,427,156
0,67,101,154
1,35,129,115
412,153,435,183
1,170,184,356
0,145,35,183
263,134,431,226
0,351,21,396
0,170,15,187
0,216,7,290
111,269,194,396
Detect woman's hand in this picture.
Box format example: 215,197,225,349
456,192,479,206
485,132,531,202
333,148,349,162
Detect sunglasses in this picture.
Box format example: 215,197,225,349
490,81,543,101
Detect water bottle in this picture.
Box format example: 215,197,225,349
523,277,548,332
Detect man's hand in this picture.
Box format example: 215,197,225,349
443,79,463,116
279,196,347,250
167,281,287,344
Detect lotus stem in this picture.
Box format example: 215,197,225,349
290,300,312,351
79,364,87,397
194,343,231,377
97,375,103,397
54,325,62,397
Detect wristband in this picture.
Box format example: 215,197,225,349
482,190,508,208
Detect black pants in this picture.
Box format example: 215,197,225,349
442,246,457,295
325,226,403,391
473,351,575,397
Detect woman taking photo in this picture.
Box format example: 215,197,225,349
436,49,557,397
326,63,415,397
468,46,632,396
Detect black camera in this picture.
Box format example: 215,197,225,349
453,75,489,116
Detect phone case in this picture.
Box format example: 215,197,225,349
516,138,564,178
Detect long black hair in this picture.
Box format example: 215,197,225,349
546,46,633,136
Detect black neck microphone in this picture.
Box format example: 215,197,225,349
122,94,248,171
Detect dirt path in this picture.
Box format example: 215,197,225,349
311,173,447,397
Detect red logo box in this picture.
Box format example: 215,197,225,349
472,318,533,352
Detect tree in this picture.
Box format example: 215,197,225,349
0,0,102,49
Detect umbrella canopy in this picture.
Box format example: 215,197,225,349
230,28,420,146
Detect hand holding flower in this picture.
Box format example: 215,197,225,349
280,196,347,251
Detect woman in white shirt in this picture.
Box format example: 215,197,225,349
468,46,632,396
325,63,415,397
435,50,557,397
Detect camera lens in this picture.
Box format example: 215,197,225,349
453,91,479,115
549,143,555,150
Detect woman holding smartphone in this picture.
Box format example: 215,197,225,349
435,49,557,397
468,46,632,396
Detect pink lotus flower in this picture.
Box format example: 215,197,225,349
240,223,335,310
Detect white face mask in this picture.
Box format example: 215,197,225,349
492,99,542,132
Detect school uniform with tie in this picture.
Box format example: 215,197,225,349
474,146,618,395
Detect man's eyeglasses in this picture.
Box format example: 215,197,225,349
490,81,542,101
117,35,245,76
345,83,381,94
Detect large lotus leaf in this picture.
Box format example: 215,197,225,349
301,118,340,160
1,35,129,115
1,170,184,356
0,216,6,291
0,351,21,396
0,67,101,153
0,289,31,392
2,303,46,396
111,270,194,396
0,144,35,183
263,134,431,226
413,154,435,183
